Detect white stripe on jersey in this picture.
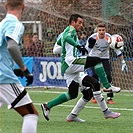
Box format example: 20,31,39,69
12,22,22,40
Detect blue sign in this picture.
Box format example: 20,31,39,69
32,57,67,87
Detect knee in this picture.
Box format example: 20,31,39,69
82,75,100,92
82,88,93,101
68,80,79,99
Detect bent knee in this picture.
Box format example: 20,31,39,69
15,103,38,116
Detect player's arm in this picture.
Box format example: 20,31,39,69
85,35,96,54
114,49,128,73
53,33,62,54
53,42,62,54
7,38,33,85
7,39,25,70
65,35,78,47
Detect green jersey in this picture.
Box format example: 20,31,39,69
57,26,79,73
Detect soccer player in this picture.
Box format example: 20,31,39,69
41,14,121,122
0,0,38,132
86,23,128,104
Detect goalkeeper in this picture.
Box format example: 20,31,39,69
86,23,128,104
41,14,121,122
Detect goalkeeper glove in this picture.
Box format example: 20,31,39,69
76,45,88,55
121,60,128,73
13,69,24,78
23,69,33,86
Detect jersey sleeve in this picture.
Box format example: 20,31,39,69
87,33,97,48
63,26,78,47
5,21,24,45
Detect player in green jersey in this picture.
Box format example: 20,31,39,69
41,14,121,121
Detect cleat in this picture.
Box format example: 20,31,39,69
92,97,97,103
41,103,50,121
107,99,114,104
66,114,85,122
104,110,121,119
103,85,121,93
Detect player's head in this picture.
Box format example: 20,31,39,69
5,0,25,15
97,23,106,39
69,14,83,32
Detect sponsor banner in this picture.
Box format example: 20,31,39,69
32,57,67,87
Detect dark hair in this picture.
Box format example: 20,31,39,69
32,33,38,37
82,31,87,35
69,14,83,24
97,23,106,28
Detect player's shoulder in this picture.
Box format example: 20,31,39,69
65,26,75,33
89,33,97,39
5,14,23,27
105,33,111,37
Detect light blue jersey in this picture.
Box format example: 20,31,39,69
0,14,24,84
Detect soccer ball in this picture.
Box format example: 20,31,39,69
108,34,124,50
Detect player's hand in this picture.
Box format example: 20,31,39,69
121,60,128,73
23,69,33,86
76,45,88,55
13,69,24,78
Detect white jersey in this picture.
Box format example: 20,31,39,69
86,33,122,59
0,14,24,84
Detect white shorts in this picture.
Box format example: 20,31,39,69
64,64,85,87
0,84,32,109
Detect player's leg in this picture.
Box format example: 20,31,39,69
82,75,121,119
0,84,38,133
102,59,114,104
67,85,93,122
14,104,38,133
41,80,79,121
91,67,99,103
41,72,80,121
85,56,121,93
41,64,86,121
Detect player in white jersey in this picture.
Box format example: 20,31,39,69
41,14,121,122
0,0,38,132
86,23,128,104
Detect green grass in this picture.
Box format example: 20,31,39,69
0,89,133,133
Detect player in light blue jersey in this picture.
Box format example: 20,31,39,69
0,0,38,132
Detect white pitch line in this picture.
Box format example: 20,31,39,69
29,90,133,111
29,90,133,96
34,103,133,111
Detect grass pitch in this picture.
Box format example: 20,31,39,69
0,89,133,133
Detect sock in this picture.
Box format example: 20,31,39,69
94,62,110,89
71,97,88,116
47,92,71,109
93,91,108,112
22,114,38,133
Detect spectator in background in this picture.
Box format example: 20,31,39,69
44,29,56,56
79,31,88,47
27,33,44,57
78,31,89,57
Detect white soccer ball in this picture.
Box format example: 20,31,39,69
108,34,124,50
